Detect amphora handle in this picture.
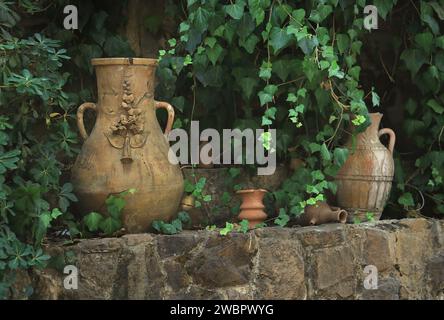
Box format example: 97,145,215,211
378,128,396,153
155,101,175,137
77,102,97,140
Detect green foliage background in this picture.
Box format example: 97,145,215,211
0,0,443,298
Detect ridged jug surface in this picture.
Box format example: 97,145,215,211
71,58,184,233
334,113,395,222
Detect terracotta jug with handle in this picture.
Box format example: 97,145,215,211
295,201,348,226
71,58,184,233
334,112,395,222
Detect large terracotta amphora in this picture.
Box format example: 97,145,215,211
71,58,184,233
334,113,395,222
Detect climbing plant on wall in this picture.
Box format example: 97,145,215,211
156,0,444,223
0,0,134,298
384,1,444,217
156,0,382,223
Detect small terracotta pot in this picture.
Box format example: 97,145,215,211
180,194,195,211
297,201,347,226
289,158,305,171
236,189,267,229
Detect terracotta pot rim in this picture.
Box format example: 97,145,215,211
369,112,383,118
236,188,268,194
91,57,158,66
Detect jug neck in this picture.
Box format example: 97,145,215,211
92,58,158,105
351,112,382,144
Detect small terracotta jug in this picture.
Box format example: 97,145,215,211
237,189,267,229
296,201,348,226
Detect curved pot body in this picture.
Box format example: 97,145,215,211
237,189,267,229
71,58,184,233
334,113,395,222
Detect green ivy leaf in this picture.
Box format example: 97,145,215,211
371,87,380,107
336,33,349,54
297,88,307,98
308,4,332,23
239,77,258,99
178,211,191,223
171,219,183,232
319,60,330,70
414,32,434,53
259,61,272,80
401,49,427,77
193,7,211,33
427,99,444,114
333,147,349,167
320,143,331,161
83,212,104,232
273,59,291,81
248,0,265,25
292,8,305,23
105,195,126,220
225,2,245,19
206,43,223,65
99,217,121,235
258,85,277,106
50,208,63,220
311,170,325,181
264,106,277,119
287,25,308,42
275,208,290,227
398,192,414,207
302,57,318,82
436,35,444,49
204,37,217,48
287,93,297,103
262,116,272,125
298,37,318,55
348,66,361,80
374,0,396,20
220,222,234,236
239,219,249,233
179,22,190,33
328,60,344,79
269,27,292,53
240,34,260,53
430,1,444,20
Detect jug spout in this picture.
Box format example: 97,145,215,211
299,201,348,226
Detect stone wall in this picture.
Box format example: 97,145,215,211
18,218,444,299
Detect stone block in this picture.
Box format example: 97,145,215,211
426,253,444,296
186,232,257,288
156,231,202,259
294,224,346,248
363,228,394,272
254,236,306,299
313,245,355,290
